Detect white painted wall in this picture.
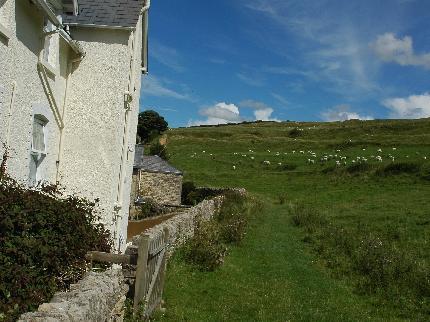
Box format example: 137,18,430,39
0,0,69,186
0,1,145,252
59,25,142,252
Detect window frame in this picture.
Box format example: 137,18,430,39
31,115,48,156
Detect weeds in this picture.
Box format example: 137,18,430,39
289,203,430,317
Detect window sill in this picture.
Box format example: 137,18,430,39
39,59,58,77
0,22,11,41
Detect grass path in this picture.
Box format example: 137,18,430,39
155,201,400,321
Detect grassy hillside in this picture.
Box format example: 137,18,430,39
157,119,430,321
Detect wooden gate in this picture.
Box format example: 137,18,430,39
86,227,169,319
133,227,169,317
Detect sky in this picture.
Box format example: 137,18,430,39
139,0,430,128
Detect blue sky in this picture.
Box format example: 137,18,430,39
140,0,430,128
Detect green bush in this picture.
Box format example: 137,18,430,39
216,191,249,244
346,162,373,174
148,141,169,160
137,198,164,219
182,219,227,271
278,163,297,171
419,163,430,181
375,161,421,176
181,191,253,270
288,128,302,138
0,175,111,321
180,182,221,206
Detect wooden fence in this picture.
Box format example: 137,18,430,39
86,227,169,319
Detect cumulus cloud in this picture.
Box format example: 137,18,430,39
321,104,373,121
188,102,243,126
239,100,279,121
371,33,430,69
382,93,430,119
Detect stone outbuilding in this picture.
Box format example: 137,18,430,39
132,145,183,206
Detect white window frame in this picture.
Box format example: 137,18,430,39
29,114,49,186
31,115,48,155
0,0,11,40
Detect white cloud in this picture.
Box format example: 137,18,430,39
236,73,265,87
382,93,430,119
188,102,243,126
321,104,373,121
371,33,430,69
151,41,185,72
141,76,192,101
271,93,289,106
239,100,279,121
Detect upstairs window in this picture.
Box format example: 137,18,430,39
29,115,48,186
32,116,47,154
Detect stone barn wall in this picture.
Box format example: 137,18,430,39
139,171,182,205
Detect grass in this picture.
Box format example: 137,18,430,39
153,119,430,321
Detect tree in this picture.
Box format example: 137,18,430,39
137,110,168,143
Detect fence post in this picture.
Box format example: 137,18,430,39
133,234,150,314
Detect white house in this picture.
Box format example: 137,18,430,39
0,0,150,252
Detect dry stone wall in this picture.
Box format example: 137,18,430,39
139,171,182,206
18,269,128,322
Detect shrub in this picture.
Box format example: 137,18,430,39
375,161,421,176
182,219,227,271
0,176,111,321
181,181,196,204
216,191,249,244
278,163,297,171
419,163,430,181
148,141,169,160
346,162,373,174
288,128,302,138
137,198,165,219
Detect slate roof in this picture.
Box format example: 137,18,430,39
62,0,145,28
134,146,182,175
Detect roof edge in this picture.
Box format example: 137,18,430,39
64,23,135,30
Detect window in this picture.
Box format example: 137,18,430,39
0,0,11,40
29,115,48,186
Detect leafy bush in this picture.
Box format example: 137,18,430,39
182,219,227,271
181,191,253,270
181,182,221,206
148,141,169,160
375,161,421,176
136,198,165,219
288,128,302,138
419,163,430,181
216,191,249,244
0,175,111,321
278,163,297,171
345,162,373,174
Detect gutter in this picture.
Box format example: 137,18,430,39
141,0,150,74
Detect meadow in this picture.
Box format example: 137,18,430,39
155,119,430,321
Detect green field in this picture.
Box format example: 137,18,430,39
155,119,430,321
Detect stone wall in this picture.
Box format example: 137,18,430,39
139,171,182,206
131,195,224,250
19,269,128,322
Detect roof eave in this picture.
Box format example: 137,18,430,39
64,23,135,31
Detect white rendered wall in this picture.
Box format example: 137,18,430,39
59,26,142,252
0,0,70,185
